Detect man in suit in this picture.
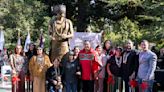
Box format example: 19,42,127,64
122,40,139,92
137,40,157,92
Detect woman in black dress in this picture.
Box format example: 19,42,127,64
107,47,123,92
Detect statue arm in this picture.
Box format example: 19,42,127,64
68,20,74,38
62,20,74,39
48,18,56,40
48,24,53,36
48,23,56,40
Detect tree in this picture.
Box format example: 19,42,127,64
1,0,163,50
0,0,50,49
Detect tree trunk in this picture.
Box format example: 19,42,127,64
77,0,90,32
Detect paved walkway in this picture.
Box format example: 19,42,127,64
0,81,11,92
0,81,32,92
0,89,11,92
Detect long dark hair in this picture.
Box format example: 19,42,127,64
27,43,37,55
25,43,37,60
73,46,80,51
103,40,112,50
95,44,102,50
14,45,23,56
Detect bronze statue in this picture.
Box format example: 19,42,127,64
48,5,74,62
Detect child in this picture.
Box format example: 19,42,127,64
62,51,81,92
46,58,63,92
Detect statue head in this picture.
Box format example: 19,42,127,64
52,5,66,17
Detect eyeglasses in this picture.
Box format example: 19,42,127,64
16,48,21,49
37,49,42,50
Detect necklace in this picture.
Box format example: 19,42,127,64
56,18,65,24
37,55,44,68
53,18,66,37
123,52,130,64
115,56,122,67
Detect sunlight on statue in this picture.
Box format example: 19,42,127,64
48,5,74,62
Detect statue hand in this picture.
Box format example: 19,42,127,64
61,34,68,39
53,80,58,85
50,36,55,40
52,37,55,40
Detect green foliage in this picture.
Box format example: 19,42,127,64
92,0,163,49
0,0,163,51
112,17,142,46
0,0,50,50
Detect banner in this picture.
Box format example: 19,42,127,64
39,32,44,48
69,32,102,50
0,30,5,50
17,37,21,45
24,31,31,52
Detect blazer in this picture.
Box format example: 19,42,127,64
121,50,139,78
137,50,157,80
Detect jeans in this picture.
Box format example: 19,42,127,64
49,85,62,92
98,78,104,92
137,78,154,92
77,78,82,92
65,81,77,92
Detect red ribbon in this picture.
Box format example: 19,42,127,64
129,80,137,88
25,76,30,81
107,76,115,85
141,81,148,91
12,76,20,85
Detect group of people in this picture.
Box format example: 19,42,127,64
0,38,161,92
0,4,163,92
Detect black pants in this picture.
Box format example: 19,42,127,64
103,78,107,92
77,78,82,92
122,77,129,92
82,80,94,92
